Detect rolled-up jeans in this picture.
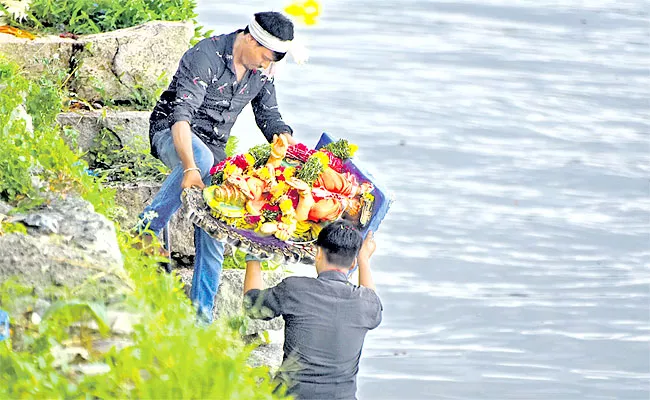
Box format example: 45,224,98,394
139,128,224,323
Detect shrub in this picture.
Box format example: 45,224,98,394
6,0,197,35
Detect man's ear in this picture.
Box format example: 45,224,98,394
245,33,258,45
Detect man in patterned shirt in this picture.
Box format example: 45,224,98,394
137,11,299,323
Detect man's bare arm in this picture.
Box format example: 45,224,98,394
357,231,377,290
244,260,264,294
171,121,204,189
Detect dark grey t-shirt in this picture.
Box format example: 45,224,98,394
244,270,383,400
149,31,292,164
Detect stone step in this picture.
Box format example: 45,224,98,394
113,182,195,256
0,21,192,103
176,268,286,337
57,110,150,152
0,195,130,301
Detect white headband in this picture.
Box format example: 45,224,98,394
248,16,308,65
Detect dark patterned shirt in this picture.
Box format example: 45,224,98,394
149,30,293,165
244,270,383,400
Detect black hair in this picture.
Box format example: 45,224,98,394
243,11,294,62
316,220,363,268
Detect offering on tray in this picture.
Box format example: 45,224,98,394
182,133,392,264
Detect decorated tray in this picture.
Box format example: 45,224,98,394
182,132,392,265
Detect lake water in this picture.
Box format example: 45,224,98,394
196,1,650,399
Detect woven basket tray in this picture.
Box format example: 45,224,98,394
182,187,317,265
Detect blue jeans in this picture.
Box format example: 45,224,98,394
140,129,224,323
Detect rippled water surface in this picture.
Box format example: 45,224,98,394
197,1,649,398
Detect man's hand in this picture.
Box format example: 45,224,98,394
181,169,205,189
280,132,297,145
358,231,376,262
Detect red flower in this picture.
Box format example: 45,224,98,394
231,154,250,170
261,203,280,212
287,190,300,208
287,143,315,162
247,215,261,224
210,159,228,175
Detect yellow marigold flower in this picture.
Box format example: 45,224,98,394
254,220,264,232
294,221,311,234
283,166,296,180
271,181,288,199
279,197,294,214
244,153,256,167
257,166,271,181
349,143,359,157
223,162,240,179
281,215,295,226
314,151,330,167
284,0,320,26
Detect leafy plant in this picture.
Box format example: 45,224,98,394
0,221,27,236
7,0,198,35
225,135,240,158
223,248,282,271
191,23,214,46
0,57,116,213
249,143,272,168
296,152,327,186
322,139,358,160
86,128,169,184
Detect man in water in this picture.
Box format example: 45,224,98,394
137,11,299,323
243,221,382,399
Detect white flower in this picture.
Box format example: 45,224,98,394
142,210,159,221
1,0,31,22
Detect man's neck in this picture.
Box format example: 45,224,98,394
318,265,350,275
232,32,244,68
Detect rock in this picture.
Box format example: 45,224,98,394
71,21,193,103
57,110,150,152
0,195,131,300
74,363,111,376
249,340,284,370
0,34,75,78
113,182,195,256
34,299,52,316
176,268,286,336
216,269,286,335
18,213,60,234
92,338,133,353
0,22,192,104
50,344,89,368
10,103,33,134
107,310,140,335
0,201,13,216
29,312,41,325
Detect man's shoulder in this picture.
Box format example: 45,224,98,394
356,286,382,307
280,275,316,287
192,32,234,55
